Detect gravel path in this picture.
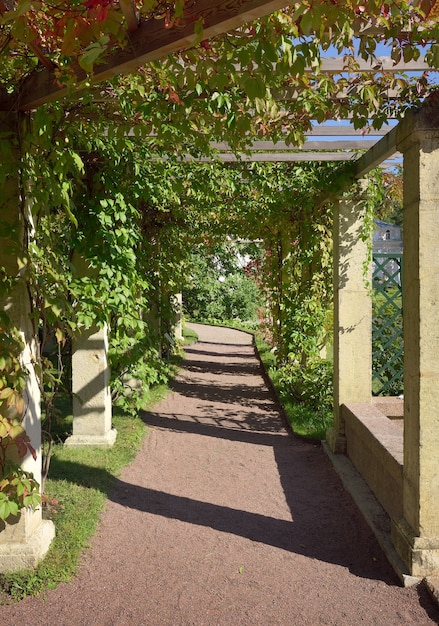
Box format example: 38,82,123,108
1,323,439,625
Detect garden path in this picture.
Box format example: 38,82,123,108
2,323,439,625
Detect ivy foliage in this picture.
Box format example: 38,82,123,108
4,97,390,418
0,0,418,519
0,328,41,522
2,2,439,134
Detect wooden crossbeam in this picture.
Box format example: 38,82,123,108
305,124,394,136
210,139,378,151
354,125,399,178
190,151,402,164
189,152,361,162
0,0,289,111
319,56,432,73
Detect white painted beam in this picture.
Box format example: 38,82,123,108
210,139,378,151
319,56,432,73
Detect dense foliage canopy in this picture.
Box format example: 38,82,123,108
2,1,439,134
0,0,432,518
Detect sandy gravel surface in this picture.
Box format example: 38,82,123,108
1,323,439,625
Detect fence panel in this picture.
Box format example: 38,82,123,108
372,253,403,396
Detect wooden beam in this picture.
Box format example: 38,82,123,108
305,123,395,136
210,139,378,150
354,124,399,178
191,152,360,162
319,56,432,73
275,86,407,101
2,0,289,111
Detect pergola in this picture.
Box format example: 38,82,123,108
1,0,439,587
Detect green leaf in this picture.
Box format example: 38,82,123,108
78,41,107,73
262,40,279,64
300,10,316,37
241,75,266,99
0,496,19,522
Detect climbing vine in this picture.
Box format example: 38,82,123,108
0,0,432,526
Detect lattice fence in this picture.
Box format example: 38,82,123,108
372,253,404,396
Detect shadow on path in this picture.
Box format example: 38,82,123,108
37,326,439,625
48,330,402,587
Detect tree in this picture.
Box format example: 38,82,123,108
183,241,263,323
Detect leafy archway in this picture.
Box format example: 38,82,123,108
0,0,435,524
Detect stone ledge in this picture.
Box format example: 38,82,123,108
372,396,403,420
342,402,403,519
323,442,418,587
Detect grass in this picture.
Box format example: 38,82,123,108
0,382,171,604
185,316,259,334
1,322,329,601
254,332,333,442
182,324,198,344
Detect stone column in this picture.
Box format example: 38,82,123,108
174,293,183,340
65,324,116,447
391,96,439,577
326,185,372,454
0,113,55,572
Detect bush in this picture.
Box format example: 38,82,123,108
183,270,262,324
256,331,333,440
276,359,333,414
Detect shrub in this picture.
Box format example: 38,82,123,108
276,359,333,414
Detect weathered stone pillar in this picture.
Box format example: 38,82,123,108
174,293,183,340
391,97,439,577
327,185,372,453
65,324,116,447
0,113,54,571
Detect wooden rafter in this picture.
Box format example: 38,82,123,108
0,1,56,72
210,139,378,151
354,125,399,178
0,0,289,111
187,151,402,163
305,124,394,136
119,0,140,33
318,56,433,73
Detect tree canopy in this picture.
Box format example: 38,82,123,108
1,1,439,136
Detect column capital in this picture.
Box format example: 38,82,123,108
397,92,439,152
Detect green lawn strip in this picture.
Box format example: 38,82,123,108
254,333,332,442
0,379,174,603
185,317,259,334
0,411,146,602
182,324,198,344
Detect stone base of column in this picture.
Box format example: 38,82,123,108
326,426,347,454
64,428,117,448
0,509,55,573
392,517,439,578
